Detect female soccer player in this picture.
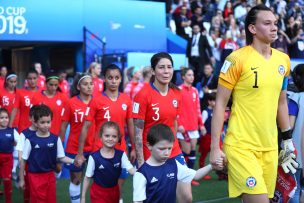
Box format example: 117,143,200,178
177,68,205,181
31,72,69,136
59,73,95,203
10,69,39,133
132,52,192,202
210,4,293,203
76,64,135,202
88,62,104,97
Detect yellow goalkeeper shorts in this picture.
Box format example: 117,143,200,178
224,144,278,198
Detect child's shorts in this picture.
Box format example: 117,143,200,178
90,182,119,203
0,153,13,179
224,144,278,198
177,130,200,140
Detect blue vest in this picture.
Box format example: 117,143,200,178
0,128,15,153
22,128,36,140
92,149,123,188
27,133,58,173
138,158,178,203
204,108,213,134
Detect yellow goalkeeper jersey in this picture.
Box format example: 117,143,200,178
219,45,290,151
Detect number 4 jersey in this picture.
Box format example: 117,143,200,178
132,83,182,160
219,45,290,151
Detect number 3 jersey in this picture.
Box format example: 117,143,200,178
219,45,290,151
132,83,182,160
85,92,132,152
62,96,96,154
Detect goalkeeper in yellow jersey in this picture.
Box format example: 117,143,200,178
210,4,298,203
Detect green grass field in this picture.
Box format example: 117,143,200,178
1,170,242,203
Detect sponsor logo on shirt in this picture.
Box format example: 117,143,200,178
166,173,175,179
114,163,120,168
246,176,256,188
99,164,104,169
133,102,139,114
47,143,54,148
103,107,109,110
56,99,62,106
34,144,40,149
151,103,158,107
278,65,285,76
150,177,158,183
5,133,11,137
122,104,127,111
172,99,178,108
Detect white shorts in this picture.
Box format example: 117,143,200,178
177,130,199,140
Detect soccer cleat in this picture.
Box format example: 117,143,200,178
191,180,200,186
203,175,211,180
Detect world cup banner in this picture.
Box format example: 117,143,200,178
0,6,28,35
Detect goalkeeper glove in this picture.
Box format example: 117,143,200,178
279,136,299,174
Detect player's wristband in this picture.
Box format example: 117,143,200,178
281,128,292,140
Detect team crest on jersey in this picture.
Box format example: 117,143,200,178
278,65,285,76
246,177,256,188
122,104,127,111
56,99,62,106
172,99,178,108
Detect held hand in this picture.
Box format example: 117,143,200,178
178,126,185,133
80,196,86,203
200,126,207,136
19,179,25,190
210,148,227,170
130,149,137,163
75,154,86,167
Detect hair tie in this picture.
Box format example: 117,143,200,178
6,74,17,81
77,75,92,86
46,76,59,81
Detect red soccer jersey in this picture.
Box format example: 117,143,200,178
124,81,139,100
14,88,39,133
132,83,182,160
177,84,203,131
85,92,132,152
92,77,104,98
58,80,70,97
62,96,96,154
31,91,68,135
0,77,4,90
0,88,19,128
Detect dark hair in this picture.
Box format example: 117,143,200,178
245,4,273,45
45,71,61,92
0,108,9,117
181,67,193,77
207,92,216,101
102,64,122,77
27,68,39,76
147,124,175,146
32,104,53,122
29,105,39,118
4,71,17,90
99,121,121,141
150,52,179,90
292,64,304,92
70,73,92,97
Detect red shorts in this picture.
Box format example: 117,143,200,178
28,171,56,203
0,153,13,179
90,182,119,203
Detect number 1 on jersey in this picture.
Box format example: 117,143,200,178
253,71,259,88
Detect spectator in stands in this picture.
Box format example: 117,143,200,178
191,6,204,31
219,30,239,64
186,24,214,85
272,29,290,53
206,27,223,77
234,1,247,23
289,28,304,58
175,6,192,40
223,1,234,23
236,28,246,48
173,0,192,19
227,17,241,42
211,13,226,35
202,0,217,32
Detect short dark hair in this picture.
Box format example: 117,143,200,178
245,4,273,45
0,108,9,117
27,69,38,77
147,124,175,146
102,64,122,78
292,64,304,92
32,104,53,122
99,121,121,140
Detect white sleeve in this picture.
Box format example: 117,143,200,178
202,110,208,123
133,172,147,202
176,160,196,183
85,156,95,178
56,138,65,158
15,132,25,152
121,152,133,171
22,139,32,160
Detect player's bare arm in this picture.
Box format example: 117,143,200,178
134,118,144,167
127,118,136,163
75,120,91,166
210,85,231,169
